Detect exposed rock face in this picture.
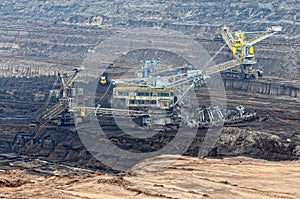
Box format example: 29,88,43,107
2,125,297,173
0,65,57,78
223,78,300,98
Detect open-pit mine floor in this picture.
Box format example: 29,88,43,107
0,155,299,199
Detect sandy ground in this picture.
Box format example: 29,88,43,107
0,155,299,199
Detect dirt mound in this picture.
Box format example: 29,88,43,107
0,170,32,188
215,127,299,160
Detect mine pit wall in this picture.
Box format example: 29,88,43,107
222,78,300,98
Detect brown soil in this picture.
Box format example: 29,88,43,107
0,155,299,199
